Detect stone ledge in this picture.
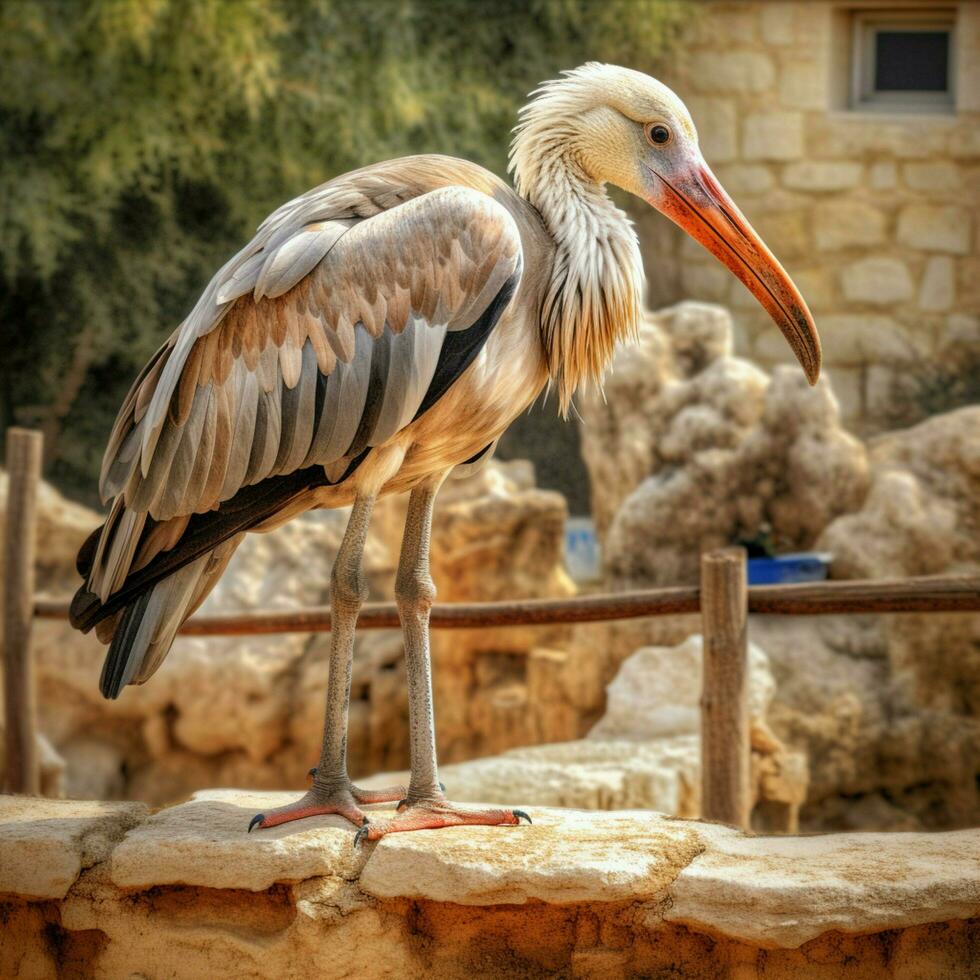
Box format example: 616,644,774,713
2,791,979,977
0,797,146,899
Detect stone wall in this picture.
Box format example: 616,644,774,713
636,0,980,431
3,794,980,979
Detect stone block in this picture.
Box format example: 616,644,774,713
864,364,900,419
918,256,955,312
816,314,918,366
948,123,980,158
807,115,949,160
825,366,862,421
779,60,828,110
870,162,898,190
752,210,810,258
813,202,886,251
689,51,775,94
840,257,913,305
782,161,861,192
687,96,738,163
681,260,731,301
792,267,836,312
743,112,805,161
760,3,795,45
896,205,971,255
903,162,962,192
714,163,774,195
957,5,980,112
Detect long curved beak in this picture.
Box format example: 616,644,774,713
646,160,821,384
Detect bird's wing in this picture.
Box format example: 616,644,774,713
86,182,523,603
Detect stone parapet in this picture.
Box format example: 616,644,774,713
2,792,979,978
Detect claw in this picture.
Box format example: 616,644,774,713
396,798,408,811
248,813,265,833
513,809,532,825
307,767,317,779
439,781,446,792
353,823,371,849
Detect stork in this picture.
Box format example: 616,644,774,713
70,64,820,841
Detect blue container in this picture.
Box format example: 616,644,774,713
746,552,832,585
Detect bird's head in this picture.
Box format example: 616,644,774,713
511,63,821,384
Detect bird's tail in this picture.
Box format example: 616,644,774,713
98,540,239,700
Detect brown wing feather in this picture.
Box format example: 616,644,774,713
83,159,521,609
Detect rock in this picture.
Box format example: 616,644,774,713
23,458,574,805
587,635,774,741
110,789,364,892
0,797,146,898
774,407,980,829
818,407,980,579
666,823,980,948
585,327,868,588
364,635,806,830
0,725,65,798
3,792,980,977
0,469,100,595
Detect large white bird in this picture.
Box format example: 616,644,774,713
71,64,820,841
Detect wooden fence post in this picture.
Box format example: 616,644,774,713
700,546,750,829
3,427,43,795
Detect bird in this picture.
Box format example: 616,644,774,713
70,63,820,842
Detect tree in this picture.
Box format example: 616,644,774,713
0,0,687,503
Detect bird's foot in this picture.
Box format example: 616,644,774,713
248,785,369,833
354,796,531,846
248,774,408,833
306,767,407,806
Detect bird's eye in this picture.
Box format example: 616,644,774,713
646,124,671,146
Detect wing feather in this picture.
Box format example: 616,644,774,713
88,177,522,604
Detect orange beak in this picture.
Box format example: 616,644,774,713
645,159,821,384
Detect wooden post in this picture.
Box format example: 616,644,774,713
700,546,750,829
3,427,43,795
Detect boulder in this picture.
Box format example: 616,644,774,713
580,302,868,564
579,302,868,588
769,405,980,829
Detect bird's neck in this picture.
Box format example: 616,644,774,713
522,158,644,415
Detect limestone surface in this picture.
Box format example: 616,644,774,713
3,792,980,978
0,797,146,899
578,302,869,585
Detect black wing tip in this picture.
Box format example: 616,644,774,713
69,586,102,633
76,523,104,578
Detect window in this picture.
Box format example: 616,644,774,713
851,10,956,113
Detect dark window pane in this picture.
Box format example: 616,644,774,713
875,30,949,91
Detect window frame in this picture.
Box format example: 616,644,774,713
850,9,957,114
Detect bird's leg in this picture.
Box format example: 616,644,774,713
357,477,529,843
248,493,405,833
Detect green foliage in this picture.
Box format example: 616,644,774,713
0,0,688,504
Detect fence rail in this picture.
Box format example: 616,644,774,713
5,426,980,832
30,575,980,635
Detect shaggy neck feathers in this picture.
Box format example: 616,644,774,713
510,88,644,415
